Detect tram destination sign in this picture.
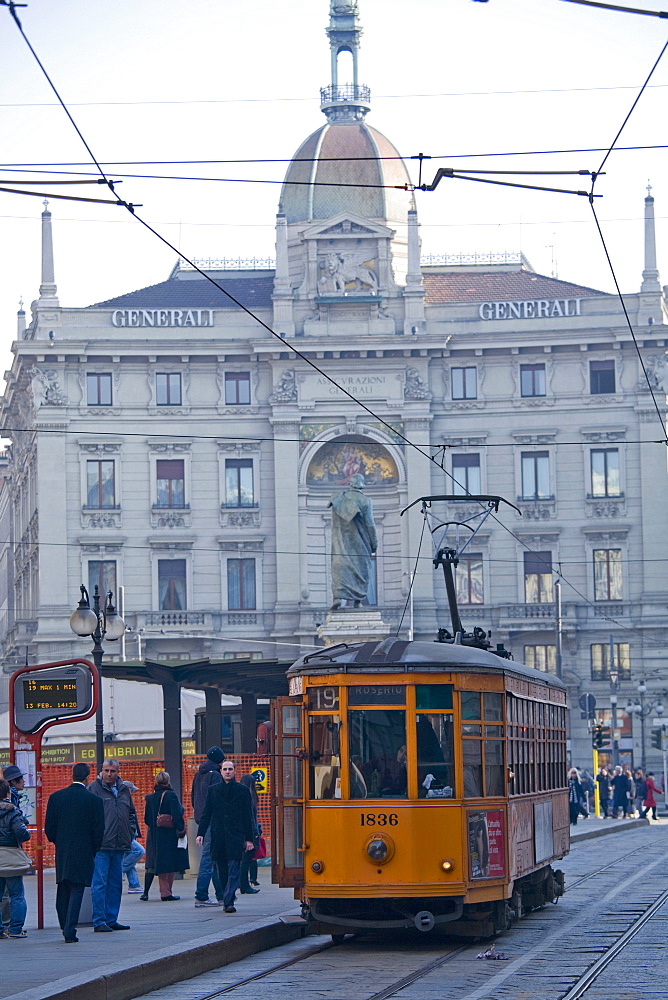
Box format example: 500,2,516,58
13,664,93,735
348,684,406,706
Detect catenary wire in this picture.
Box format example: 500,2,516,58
1,3,663,648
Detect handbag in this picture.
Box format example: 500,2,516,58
0,846,32,876
156,791,174,828
253,835,267,860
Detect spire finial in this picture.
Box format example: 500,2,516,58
18,297,24,311
641,184,660,295
321,0,370,122
647,180,653,198
43,198,49,213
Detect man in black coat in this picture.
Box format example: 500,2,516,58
192,747,224,906
196,761,254,913
45,763,105,942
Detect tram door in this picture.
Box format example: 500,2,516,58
271,697,305,887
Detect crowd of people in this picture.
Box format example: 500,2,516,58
568,763,664,825
0,747,262,942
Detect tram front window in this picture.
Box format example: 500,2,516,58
348,710,407,798
417,714,454,798
309,715,341,799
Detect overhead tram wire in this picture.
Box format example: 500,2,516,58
587,33,668,441
560,0,668,17
1,1,657,646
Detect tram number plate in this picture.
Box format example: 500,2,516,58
360,813,399,827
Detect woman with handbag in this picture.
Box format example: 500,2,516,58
0,777,31,937
142,772,188,901
239,773,261,894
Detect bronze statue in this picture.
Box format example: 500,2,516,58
329,474,378,610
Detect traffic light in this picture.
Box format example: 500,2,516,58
651,726,665,750
592,724,602,749
599,725,612,748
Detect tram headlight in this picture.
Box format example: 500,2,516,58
440,858,455,873
311,860,325,873
364,835,394,865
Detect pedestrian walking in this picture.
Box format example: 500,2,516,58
239,773,261,895
44,762,105,942
611,765,630,818
633,769,647,817
121,782,145,893
642,772,663,821
142,771,188,901
192,747,225,907
2,766,26,815
596,766,611,818
568,768,586,825
623,766,636,817
88,758,137,932
0,777,30,938
580,769,595,815
196,760,255,913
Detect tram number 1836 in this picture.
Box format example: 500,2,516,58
360,813,399,826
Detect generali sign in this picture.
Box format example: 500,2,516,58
112,309,215,327
479,298,582,320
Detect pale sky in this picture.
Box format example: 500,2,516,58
1,0,667,373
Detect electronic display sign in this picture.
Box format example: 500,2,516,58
13,664,93,734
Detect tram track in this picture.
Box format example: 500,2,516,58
140,831,667,1000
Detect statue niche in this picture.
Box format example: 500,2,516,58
318,250,379,295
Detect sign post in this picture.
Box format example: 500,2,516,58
9,659,99,930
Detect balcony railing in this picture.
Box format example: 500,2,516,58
320,83,370,104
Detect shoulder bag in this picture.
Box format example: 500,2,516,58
0,846,32,876
156,791,174,828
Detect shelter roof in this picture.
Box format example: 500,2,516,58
98,656,291,698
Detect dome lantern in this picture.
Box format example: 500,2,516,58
320,1,371,123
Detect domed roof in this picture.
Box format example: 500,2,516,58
280,121,414,226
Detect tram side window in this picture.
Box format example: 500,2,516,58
308,715,341,800
462,691,505,798
507,695,567,795
417,714,454,798
348,710,407,798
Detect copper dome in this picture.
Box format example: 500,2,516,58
280,121,414,226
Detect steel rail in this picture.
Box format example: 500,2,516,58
559,888,668,999
567,839,662,890
364,945,468,1000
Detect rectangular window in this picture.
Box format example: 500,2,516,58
86,460,115,508
594,549,623,600
225,372,251,405
524,645,557,674
227,558,256,610
524,551,553,603
591,449,620,497
158,559,186,610
591,642,631,680
348,710,407,798
590,360,615,394
86,373,112,406
521,451,550,499
417,714,454,798
156,459,185,508
452,454,481,495
452,367,477,400
225,459,254,507
456,552,483,605
520,363,546,397
88,560,116,600
156,373,182,406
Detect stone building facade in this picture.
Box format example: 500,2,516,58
1,1,667,768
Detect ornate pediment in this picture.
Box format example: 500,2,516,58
301,213,394,242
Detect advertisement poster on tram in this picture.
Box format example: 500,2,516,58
468,809,506,880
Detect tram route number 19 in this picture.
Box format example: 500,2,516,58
360,813,399,826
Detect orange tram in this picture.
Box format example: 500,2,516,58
269,497,569,939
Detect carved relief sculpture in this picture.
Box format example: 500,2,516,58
269,368,298,403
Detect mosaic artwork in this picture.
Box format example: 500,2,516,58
306,441,399,486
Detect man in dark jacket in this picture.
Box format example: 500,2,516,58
88,758,137,932
0,777,30,938
45,762,105,942
196,760,255,913
192,747,225,906
2,765,26,815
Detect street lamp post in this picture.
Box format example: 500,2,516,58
69,584,125,771
626,679,665,771
609,665,619,769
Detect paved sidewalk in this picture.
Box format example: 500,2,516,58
570,813,651,841
6,867,302,1000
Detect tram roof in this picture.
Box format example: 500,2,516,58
288,638,567,692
